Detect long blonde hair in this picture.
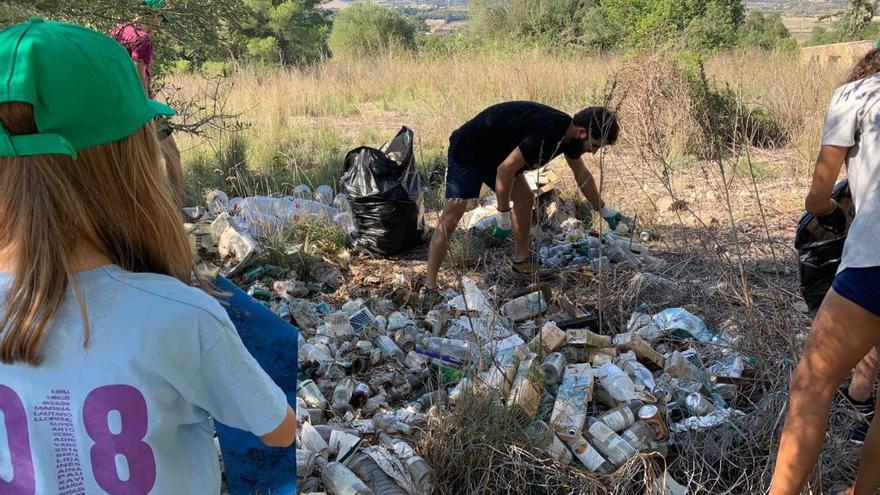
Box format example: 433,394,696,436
0,102,194,365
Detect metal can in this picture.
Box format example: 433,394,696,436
685,392,716,417
638,404,669,441
541,352,567,386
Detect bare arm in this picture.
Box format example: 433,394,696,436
495,147,528,212
259,405,297,448
565,156,603,210
805,145,847,215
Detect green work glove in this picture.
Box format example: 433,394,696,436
491,209,512,239
599,206,624,231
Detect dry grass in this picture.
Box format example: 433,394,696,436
175,47,864,494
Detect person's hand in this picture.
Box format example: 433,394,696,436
817,199,847,235
491,209,512,239
599,206,625,231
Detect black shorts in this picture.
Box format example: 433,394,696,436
444,151,496,200
832,266,880,318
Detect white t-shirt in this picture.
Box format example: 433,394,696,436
821,74,880,272
0,265,288,494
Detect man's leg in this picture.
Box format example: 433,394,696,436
849,347,880,402
425,199,469,291
851,391,880,494
511,175,535,262
161,135,185,208
769,289,880,494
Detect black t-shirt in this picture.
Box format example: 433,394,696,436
449,101,583,171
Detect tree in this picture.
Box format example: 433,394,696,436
238,0,331,65
739,11,794,50
840,0,877,41
470,0,593,47
327,3,417,58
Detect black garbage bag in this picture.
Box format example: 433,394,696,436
794,180,853,313
340,127,428,257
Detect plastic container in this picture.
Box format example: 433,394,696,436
598,401,640,432
297,379,328,409
314,185,334,206
293,184,313,200
350,382,370,409
620,420,655,451
541,352,567,385
380,433,437,495
319,457,375,495
565,435,611,473
376,335,405,362
587,419,638,466
502,291,548,321
597,363,636,403
619,353,658,393
347,453,407,495
332,378,355,414
296,449,317,477
423,337,473,365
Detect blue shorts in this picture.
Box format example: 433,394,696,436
832,266,880,318
445,152,496,200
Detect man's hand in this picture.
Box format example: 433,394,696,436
599,206,625,231
491,209,512,239
816,199,847,235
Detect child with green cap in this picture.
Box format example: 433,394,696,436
0,18,295,494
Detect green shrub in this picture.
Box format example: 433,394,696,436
738,11,794,50
328,3,417,58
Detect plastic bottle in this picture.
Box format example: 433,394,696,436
587,419,638,466
597,363,636,403
332,378,355,414
619,353,658,393
526,420,573,465
380,433,437,495
620,420,655,452
347,452,408,495
317,456,375,495
541,352,567,386
297,379,328,408
411,390,447,412
387,311,411,332
314,185,334,206
564,435,612,473
597,401,641,432
300,422,329,457
293,184,313,200
502,291,548,321
423,337,473,365
550,364,594,440
376,335,405,363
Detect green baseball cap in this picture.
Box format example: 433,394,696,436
0,18,174,159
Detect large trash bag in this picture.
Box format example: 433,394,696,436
794,180,853,314
340,127,428,256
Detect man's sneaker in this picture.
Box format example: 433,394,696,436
512,258,556,281
840,388,874,445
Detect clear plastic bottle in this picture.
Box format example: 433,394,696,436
317,456,375,495
296,448,317,477
424,337,473,365
619,354,658,393
347,452,407,495
597,363,636,403
297,379,328,409
502,291,548,321
587,418,638,466
379,433,437,495
565,435,612,473
376,335,405,362
597,401,641,432
332,378,355,414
